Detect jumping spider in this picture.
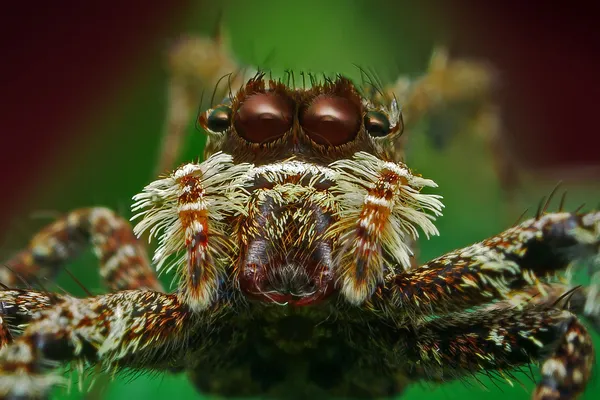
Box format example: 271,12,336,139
0,34,599,400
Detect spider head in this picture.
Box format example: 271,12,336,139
197,72,404,165
133,74,442,310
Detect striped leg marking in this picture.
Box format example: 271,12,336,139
1,208,162,292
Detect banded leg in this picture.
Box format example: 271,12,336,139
330,152,444,304
374,211,600,318
132,152,251,311
404,307,594,400
0,290,63,348
0,290,194,399
1,207,162,292
487,283,600,335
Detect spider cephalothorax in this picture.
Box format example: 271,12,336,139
0,56,599,400
133,74,441,311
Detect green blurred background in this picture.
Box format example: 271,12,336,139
2,1,600,399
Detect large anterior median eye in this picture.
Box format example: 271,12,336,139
299,95,361,146
234,92,294,143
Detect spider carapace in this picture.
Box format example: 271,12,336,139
0,73,599,400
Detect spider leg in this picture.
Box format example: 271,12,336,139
374,211,600,318
330,152,444,304
0,290,195,399
0,206,168,397
390,46,497,134
489,283,600,333
384,46,519,199
0,290,63,349
157,33,248,175
1,207,163,292
131,153,251,311
404,306,594,400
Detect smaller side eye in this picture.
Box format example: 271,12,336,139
199,105,232,133
363,111,394,137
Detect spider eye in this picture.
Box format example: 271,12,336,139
364,111,392,137
300,95,361,146
203,105,232,133
234,92,294,143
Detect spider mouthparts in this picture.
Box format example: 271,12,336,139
240,261,335,306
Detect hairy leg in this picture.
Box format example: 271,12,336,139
403,306,594,399
390,47,497,136
487,282,600,333
0,289,195,398
132,152,250,311
1,207,162,292
0,290,63,348
373,211,600,318
385,47,519,196
330,152,444,304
